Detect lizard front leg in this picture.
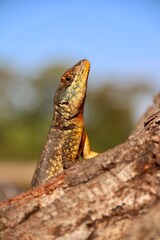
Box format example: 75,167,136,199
81,131,98,159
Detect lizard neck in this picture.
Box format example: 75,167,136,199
52,109,84,129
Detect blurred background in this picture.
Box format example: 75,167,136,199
0,1,160,199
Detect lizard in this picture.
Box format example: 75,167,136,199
31,59,97,187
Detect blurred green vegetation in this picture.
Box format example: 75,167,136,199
0,63,152,161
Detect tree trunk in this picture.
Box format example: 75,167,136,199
1,94,160,240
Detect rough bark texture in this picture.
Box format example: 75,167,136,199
1,93,160,240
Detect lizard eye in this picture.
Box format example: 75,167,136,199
65,76,71,82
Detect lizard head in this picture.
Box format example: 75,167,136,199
54,59,90,119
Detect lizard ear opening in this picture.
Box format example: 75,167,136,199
61,101,69,105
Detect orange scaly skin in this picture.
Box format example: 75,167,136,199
31,59,97,187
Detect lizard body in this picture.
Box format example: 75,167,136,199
31,59,97,187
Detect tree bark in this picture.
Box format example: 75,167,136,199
1,94,160,240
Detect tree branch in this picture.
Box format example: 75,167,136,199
1,94,160,240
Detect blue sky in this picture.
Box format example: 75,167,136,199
0,1,160,86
